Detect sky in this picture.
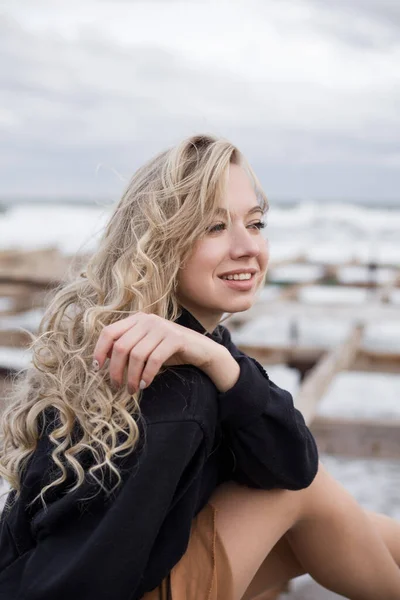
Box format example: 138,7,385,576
1,0,400,203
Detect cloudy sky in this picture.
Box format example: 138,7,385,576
1,0,400,203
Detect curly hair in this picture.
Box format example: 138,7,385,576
0,133,269,507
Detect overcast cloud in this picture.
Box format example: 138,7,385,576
1,0,399,203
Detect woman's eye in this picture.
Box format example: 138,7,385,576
207,221,267,233
208,223,225,232
252,221,267,230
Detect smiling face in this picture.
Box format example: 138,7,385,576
176,163,269,333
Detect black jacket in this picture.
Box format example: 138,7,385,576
0,307,318,599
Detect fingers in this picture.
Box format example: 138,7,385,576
126,336,172,394
108,325,149,389
92,314,139,370
92,312,184,394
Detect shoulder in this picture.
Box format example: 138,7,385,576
217,324,243,357
140,364,219,436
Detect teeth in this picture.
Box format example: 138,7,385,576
221,273,252,281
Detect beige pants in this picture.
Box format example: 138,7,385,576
142,503,234,600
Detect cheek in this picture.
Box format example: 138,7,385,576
187,240,221,272
177,245,217,289
260,238,270,266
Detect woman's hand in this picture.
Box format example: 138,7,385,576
92,312,222,394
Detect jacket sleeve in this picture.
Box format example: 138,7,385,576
216,326,319,490
0,419,206,600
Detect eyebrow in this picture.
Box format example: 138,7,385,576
215,205,265,217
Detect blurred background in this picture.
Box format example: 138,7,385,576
1,1,399,598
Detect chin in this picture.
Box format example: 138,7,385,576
222,297,255,312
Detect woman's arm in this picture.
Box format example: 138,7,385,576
202,344,241,392
212,326,319,491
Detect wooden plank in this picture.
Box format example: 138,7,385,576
278,283,307,301
0,291,46,315
225,301,400,330
354,350,400,374
0,274,61,288
0,330,33,347
379,274,400,303
268,255,305,270
310,416,400,459
234,344,400,375
236,344,326,366
0,283,42,297
267,278,399,290
0,247,56,262
294,324,364,423
0,377,13,415
0,248,89,287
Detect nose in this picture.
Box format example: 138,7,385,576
228,225,261,259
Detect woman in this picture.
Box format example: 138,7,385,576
0,134,399,600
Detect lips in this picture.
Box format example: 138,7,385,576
218,269,258,278
219,273,254,281
218,273,256,290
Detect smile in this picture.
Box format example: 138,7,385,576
218,273,256,290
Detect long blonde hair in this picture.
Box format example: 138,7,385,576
0,134,268,506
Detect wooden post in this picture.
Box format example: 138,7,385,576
295,323,364,423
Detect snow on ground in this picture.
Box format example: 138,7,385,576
0,479,10,512
0,204,111,256
0,347,32,371
256,285,282,302
337,265,397,285
0,308,44,332
363,320,400,353
390,289,400,305
263,364,300,396
298,285,369,305
0,298,13,312
0,200,399,266
268,264,325,283
316,371,400,420
268,202,400,267
232,312,355,349
268,264,398,286
232,314,297,347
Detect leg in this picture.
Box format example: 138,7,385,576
364,509,400,566
241,509,400,600
209,461,400,600
240,534,304,600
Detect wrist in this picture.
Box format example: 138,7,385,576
203,346,241,393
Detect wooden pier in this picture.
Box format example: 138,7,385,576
0,248,399,599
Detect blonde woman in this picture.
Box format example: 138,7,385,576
0,134,399,600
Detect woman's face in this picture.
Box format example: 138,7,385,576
177,163,269,332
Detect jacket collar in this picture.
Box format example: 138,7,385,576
175,306,224,344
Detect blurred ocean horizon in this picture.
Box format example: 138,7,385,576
1,198,400,263
1,196,400,210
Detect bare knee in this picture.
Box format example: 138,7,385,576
208,481,312,600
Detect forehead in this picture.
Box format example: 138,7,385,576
217,163,263,217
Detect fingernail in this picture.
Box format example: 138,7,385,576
139,379,147,390
111,379,120,392
127,384,135,395
92,359,100,372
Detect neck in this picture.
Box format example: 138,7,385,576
179,303,224,334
